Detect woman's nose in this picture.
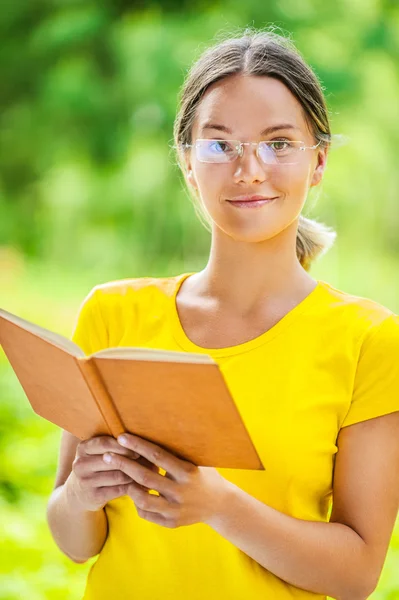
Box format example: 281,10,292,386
233,144,268,184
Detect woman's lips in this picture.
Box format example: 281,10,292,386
227,197,278,208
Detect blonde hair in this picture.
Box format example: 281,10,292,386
172,26,337,271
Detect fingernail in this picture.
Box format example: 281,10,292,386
118,435,128,446
103,453,112,463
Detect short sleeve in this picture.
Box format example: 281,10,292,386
71,287,109,356
341,314,399,428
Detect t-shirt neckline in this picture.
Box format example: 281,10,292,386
168,272,326,357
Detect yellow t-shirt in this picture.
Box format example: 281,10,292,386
71,272,399,600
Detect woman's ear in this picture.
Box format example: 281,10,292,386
310,147,328,187
182,145,198,190
185,163,198,190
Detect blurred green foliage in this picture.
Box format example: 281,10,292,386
1,0,399,598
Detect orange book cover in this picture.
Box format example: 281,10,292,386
0,308,264,470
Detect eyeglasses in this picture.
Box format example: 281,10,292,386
177,139,321,166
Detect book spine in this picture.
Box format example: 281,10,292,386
76,357,125,438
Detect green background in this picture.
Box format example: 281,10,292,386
1,1,398,598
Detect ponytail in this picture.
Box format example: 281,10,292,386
296,216,337,271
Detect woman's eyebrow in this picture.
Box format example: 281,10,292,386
199,122,299,135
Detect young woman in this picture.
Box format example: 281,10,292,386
47,28,399,600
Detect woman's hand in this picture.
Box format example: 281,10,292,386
102,433,231,528
66,435,158,512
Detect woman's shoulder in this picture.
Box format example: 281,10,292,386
74,274,186,349
93,273,184,303
318,279,398,339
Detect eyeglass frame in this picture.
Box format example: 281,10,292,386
176,139,321,165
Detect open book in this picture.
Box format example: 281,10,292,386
0,308,264,470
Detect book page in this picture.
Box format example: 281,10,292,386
91,346,215,364
0,308,84,357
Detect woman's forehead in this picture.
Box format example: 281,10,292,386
194,75,307,136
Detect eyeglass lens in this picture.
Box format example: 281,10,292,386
195,140,303,165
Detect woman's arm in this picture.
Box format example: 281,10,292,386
46,476,108,563
208,483,369,600
208,411,399,600
46,430,108,563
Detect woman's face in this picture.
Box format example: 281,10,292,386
184,74,328,243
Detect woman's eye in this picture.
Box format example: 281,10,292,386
270,140,290,151
210,140,230,152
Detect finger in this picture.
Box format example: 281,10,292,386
73,454,137,477
135,459,166,492
135,509,172,527
136,456,163,473
137,461,173,483
84,469,152,495
127,480,171,514
78,435,140,460
158,466,173,480
95,483,132,507
135,508,174,527
84,469,133,487
73,454,158,481
104,453,178,501
117,433,195,481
